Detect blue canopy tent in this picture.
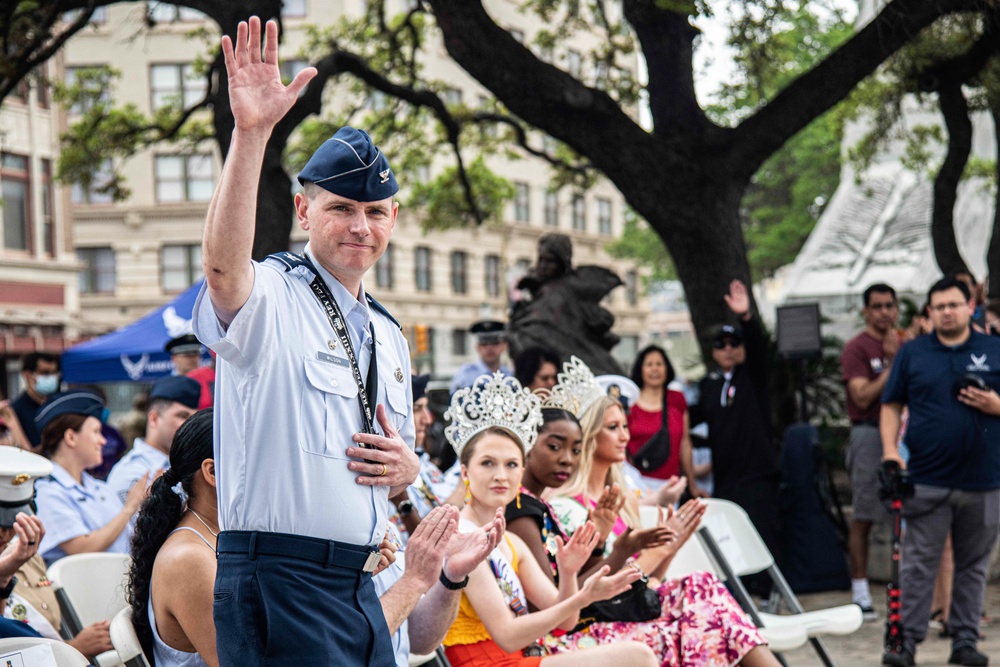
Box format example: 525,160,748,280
62,280,210,383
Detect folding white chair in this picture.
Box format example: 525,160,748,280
0,637,90,666
48,552,131,667
697,498,862,667
665,530,809,654
109,607,151,667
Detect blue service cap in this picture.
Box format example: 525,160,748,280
297,127,399,202
150,376,201,410
412,374,431,402
35,390,106,434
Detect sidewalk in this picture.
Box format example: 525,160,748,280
779,582,1000,666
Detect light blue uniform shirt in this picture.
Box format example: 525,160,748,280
449,361,512,394
35,463,131,565
106,438,168,503
193,244,414,547
372,523,410,667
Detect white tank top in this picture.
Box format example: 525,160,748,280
149,526,211,667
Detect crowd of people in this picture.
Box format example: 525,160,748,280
0,16,998,667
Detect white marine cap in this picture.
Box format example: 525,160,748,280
0,447,53,527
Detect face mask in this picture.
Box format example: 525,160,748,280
34,375,59,396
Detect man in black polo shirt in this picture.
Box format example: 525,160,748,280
881,276,1000,667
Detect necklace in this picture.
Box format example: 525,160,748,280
187,508,219,537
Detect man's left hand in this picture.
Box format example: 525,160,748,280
348,404,420,487
959,386,1000,415
0,513,43,577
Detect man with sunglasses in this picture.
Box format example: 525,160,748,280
691,280,781,587
841,283,900,622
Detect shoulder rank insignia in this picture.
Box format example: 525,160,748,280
366,293,402,331
263,252,310,272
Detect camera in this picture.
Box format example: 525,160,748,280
953,372,988,398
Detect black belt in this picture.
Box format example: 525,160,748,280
852,420,879,427
217,531,382,572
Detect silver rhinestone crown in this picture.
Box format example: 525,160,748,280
445,372,543,458
538,355,605,417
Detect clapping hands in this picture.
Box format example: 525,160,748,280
554,520,600,576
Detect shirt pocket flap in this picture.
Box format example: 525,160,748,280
303,356,358,398
385,383,408,414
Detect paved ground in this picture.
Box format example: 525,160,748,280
778,582,1000,666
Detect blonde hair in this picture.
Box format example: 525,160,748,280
552,396,639,527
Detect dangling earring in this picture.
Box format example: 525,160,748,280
516,491,522,509
464,478,471,505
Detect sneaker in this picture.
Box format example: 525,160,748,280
930,609,947,630
857,602,879,622
883,649,915,666
948,646,989,666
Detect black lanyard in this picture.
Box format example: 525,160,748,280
301,254,379,435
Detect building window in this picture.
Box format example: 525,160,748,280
1,153,31,253
148,3,206,22
485,254,500,297
161,244,203,291
415,246,432,292
513,182,530,222
566,49,582,78
150,63,206,110
71,159,114,204
625,269,638,305
282,0,307,16
41,159,55,256
597,198,612,235
571,194,586,231
452,328,468,356
544,191,559,227
64,66,110,115
443,87,463,107
375,242,394,289
451,251,468,294
155,154,213,202
78,247,116,294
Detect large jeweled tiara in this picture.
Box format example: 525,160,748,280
538,356,605,417
445,372,543,458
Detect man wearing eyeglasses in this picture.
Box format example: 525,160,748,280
691,280,781,590
841,283,900,622
881,276,1000,667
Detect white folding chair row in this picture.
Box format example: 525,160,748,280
109,607,152,667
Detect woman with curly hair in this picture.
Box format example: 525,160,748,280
127,408,216,667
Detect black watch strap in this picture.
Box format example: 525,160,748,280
0,576,17,599
439,569,469,590
396,500,414,517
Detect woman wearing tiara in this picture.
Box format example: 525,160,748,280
442,373,658,667
127,409,217,667
545,359,779,666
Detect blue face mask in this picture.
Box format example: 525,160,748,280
34,375,59,396
100,408,111,424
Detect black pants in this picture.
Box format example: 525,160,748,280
717,476,782,596
214,538,393,666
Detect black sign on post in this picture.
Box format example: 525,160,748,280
776,303,822,360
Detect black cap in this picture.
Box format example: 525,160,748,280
710,324,743,345
165,333,202,357
412,374,431,402
149,376,201,410
470,320,506,345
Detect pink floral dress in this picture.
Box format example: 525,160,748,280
545,495,766,666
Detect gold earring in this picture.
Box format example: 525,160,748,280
464,478,471,505
516,491,521,510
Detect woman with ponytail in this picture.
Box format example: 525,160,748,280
128,408,217,667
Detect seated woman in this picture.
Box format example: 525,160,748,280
544,359,779,666
442,372,658,667
34,391,146,565
128,408,217,667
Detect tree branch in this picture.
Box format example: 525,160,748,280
730,0,983,178
988,104,1000,297
470,112,592,178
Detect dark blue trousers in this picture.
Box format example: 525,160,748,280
214,536,393,666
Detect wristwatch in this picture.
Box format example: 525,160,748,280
396,500,415,517
0,576,18,600
439,569,469,590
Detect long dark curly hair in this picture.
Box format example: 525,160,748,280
127,408,213,664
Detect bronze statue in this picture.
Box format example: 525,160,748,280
508,233,624,374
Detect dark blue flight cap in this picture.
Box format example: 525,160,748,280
150,376,201,410
35,390,106,434
412,374,431,402
297,127,399,202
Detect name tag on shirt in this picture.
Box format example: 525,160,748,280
316,351,350,368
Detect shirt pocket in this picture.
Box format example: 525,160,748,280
383,381,408,434
300,355,359,459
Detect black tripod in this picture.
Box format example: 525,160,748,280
879,460,914,660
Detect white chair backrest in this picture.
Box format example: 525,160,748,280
48,553,132,626
665,529,723,580
700,498,774,576
0,637,90,666
110,607,150,666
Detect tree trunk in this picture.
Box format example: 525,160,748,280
932,81,973,277
988,106,1000,298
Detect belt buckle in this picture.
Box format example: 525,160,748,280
363,551,381,573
